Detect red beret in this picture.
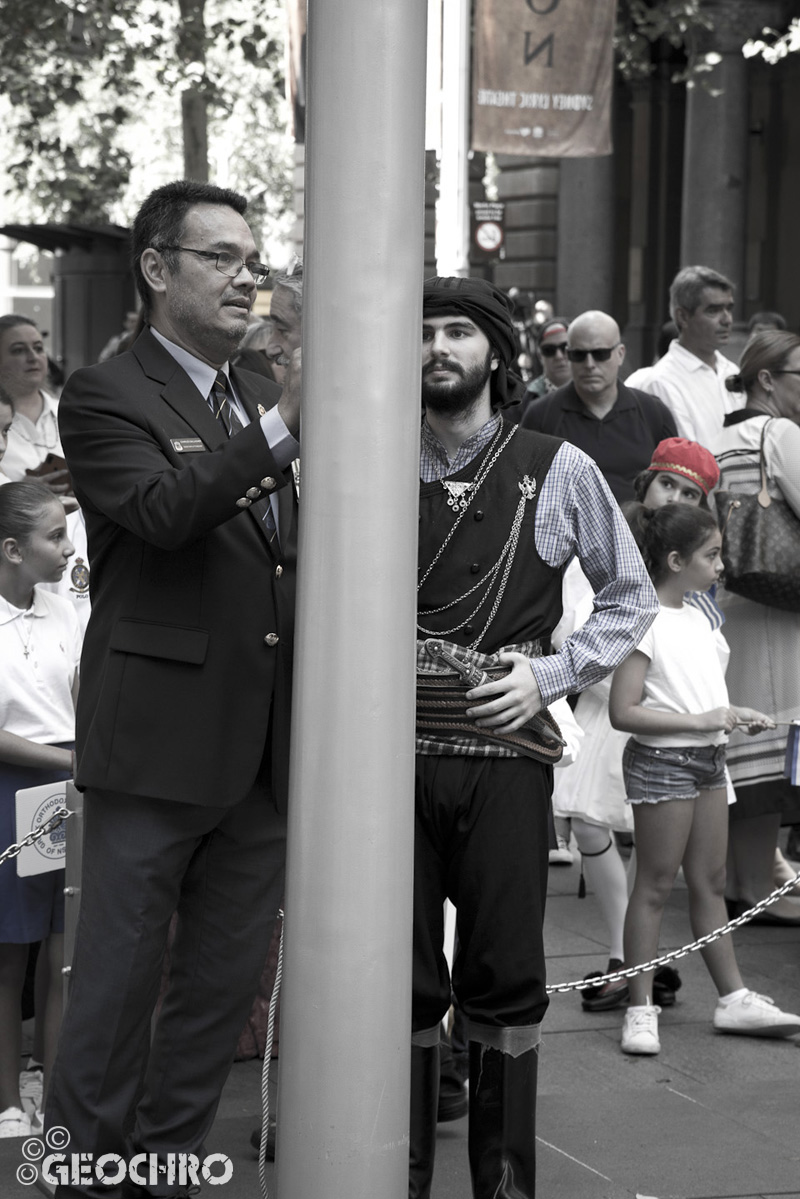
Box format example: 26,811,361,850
647,438,720,495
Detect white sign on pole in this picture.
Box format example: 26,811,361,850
15,782,68,876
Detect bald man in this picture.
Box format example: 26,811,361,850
521,310,677,502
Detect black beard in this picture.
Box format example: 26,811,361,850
421,351,494,416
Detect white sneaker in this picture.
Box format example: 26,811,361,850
713,990,800,1038
621,1003,661,1054
0,1106,32,1138
549,835,574,866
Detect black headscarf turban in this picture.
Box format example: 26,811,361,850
422,276,520,407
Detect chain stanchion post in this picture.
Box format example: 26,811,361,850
62,780,83,1001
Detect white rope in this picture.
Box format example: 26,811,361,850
259,909,285,1199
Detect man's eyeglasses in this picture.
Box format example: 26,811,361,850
160,246,270,285
566,344,621,363
773,369,800,376
540,342,568,358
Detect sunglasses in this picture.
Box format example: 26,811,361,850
540,342,568,358
567,344,620,363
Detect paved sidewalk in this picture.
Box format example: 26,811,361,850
3,853,799,1198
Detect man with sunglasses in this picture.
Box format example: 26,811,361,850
523,316,572,406
521,310,676,502
46,181,300,1198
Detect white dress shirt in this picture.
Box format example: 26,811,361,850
1,391,63,480
626,339,742,452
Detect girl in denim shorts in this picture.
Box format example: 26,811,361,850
609,504,800,1055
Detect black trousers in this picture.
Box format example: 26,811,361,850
412,754,551,1033
46,782,286,1198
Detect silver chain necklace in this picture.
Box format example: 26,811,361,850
418,422,517,592
417,474,537,648
418,423,540,651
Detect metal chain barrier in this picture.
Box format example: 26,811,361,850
546,868,800,995
1,812,797,996
2,816,797,1045
0,806,72,869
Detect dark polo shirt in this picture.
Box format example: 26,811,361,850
521,380,677,502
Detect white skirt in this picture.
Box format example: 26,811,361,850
552,674,633,833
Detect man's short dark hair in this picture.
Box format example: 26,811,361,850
668,265,734,322
746,310,786,334
131,181,249,315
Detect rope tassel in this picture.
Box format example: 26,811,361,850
784,720,800,786
577,838,613,899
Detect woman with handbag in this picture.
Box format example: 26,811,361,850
714,329,800,922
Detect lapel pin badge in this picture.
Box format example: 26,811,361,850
258,404,267,416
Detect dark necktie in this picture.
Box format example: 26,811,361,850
208,370,278,544
209,370,243,437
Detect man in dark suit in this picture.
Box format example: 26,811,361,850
46,181,299,1198
521,310,677,502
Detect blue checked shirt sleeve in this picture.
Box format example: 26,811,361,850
530,443,658,705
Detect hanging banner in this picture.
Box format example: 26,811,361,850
471,0,617,158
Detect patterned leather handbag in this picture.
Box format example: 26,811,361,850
716,418,800,612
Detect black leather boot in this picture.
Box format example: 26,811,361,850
468,1041,538,1198
409,1042,440,1198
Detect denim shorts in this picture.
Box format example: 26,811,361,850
622,739,727,805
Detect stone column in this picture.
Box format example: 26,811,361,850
556,154,615,316
680,0,784,297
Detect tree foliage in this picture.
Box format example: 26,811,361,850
743,18,800,64
615,1,799,86
614,0,711,83
0,0,293,249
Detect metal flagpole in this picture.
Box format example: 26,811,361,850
275,1,427,1196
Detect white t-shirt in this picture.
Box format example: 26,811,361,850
1,391,63,480
626,340,742,452
632,602,730,748
0,588,81,743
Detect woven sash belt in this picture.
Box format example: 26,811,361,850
416,639,564,765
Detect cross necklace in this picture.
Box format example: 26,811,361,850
14,613,34,659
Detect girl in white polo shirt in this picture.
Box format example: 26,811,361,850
610,503,800,1055
0,481,79,1137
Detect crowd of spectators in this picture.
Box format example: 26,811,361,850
1,240,799,1199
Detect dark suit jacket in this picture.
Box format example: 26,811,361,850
520,380,678,502
58,327,297,809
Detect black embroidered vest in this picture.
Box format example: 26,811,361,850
418,422,564,655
